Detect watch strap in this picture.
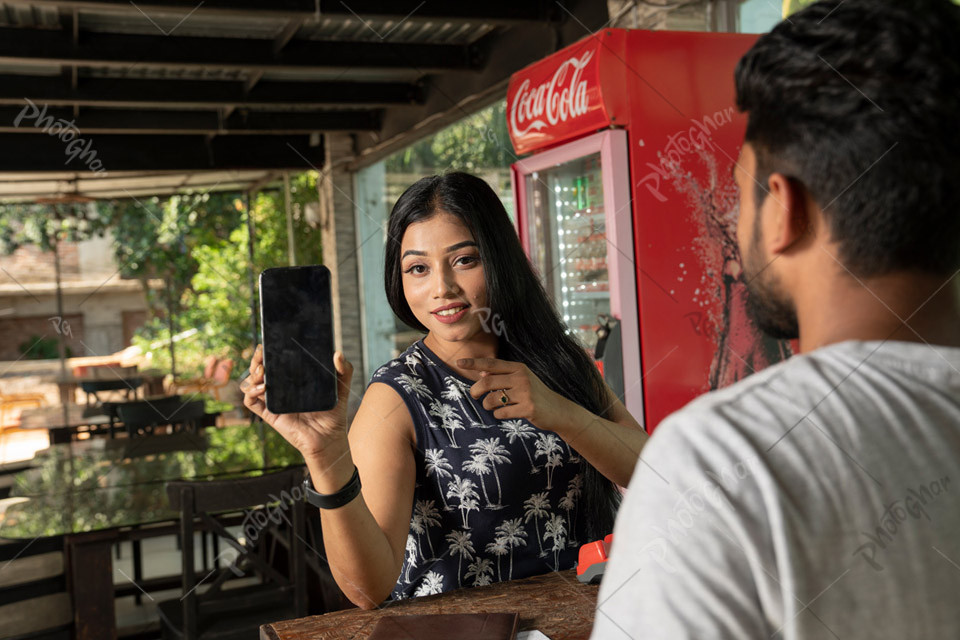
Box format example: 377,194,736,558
303,466,361,510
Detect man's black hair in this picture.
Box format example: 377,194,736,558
735,0,960,277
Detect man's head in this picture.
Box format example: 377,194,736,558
733,0,960,341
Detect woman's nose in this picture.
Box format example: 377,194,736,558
433,266,460,296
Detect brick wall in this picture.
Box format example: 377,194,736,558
0,243,81,283
0,313,85,361
122,310,148,348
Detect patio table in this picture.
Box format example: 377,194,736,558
17,404,112,443
17,399,222,443
0,423,304,640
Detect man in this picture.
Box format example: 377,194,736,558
591,0,960,637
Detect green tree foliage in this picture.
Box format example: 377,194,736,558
0,201,109,255
98,191,241,375
386,100,512,174
0,173,323,377
107,173,323,378
19,335,72,359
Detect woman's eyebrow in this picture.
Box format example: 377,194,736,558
401,241,478,260
444,240,478,253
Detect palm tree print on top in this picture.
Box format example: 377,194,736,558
369,338,591,601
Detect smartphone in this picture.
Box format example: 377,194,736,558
258,265,338,414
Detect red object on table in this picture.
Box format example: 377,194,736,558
577,534,614,583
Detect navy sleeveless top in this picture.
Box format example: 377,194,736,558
368,338,588,600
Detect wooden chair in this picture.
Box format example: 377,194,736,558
0,531,71,640
158,467,307,640
172,356,220,396
80,377,142,406
92,402,122,440
175,358,234,403
117,397,206,438
113,396,205,598
204,359,234,402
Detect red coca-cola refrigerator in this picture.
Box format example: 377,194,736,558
507,29,791,432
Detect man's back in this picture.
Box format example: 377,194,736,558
592,340,960,639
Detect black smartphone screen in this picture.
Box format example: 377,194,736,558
259,265,337,414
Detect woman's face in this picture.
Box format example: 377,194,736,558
400,211,490,342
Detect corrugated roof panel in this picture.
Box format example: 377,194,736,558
298,16,496,44
77,9,288,39
0,62,61,75
0,2,59,28
84,65,247,81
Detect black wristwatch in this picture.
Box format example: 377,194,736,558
303,466,362,510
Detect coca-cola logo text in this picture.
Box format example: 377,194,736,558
510,50,595,139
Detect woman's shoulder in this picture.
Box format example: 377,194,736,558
369,339,433,385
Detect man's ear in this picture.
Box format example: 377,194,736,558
762,172,810,255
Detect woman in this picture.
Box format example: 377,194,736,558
242,172,647,608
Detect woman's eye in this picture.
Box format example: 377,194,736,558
404,264,426,275
456,256,479,266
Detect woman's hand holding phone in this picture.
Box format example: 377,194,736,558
241,344,354,461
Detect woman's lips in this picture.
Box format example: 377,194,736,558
432,304,469,324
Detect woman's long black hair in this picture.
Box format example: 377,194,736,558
384,171,622,540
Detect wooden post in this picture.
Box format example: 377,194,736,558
66,531,119,640
245,192,258,348
284,172,296,266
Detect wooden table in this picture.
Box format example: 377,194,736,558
261,570,599,640
17,397,220,443
46,369,165,405
18,404,112,443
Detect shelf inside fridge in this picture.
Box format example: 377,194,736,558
525,151,610,356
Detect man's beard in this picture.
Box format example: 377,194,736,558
742,219,799,341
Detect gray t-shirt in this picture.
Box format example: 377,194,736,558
592,340,960,639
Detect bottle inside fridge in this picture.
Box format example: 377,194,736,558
526,152,610,357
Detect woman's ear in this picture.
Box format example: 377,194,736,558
763,173,811,255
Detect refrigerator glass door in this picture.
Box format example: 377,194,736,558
514,129,643,425
525,152,608,356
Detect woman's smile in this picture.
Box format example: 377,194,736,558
432,302,471,322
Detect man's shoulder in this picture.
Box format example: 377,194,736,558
652,353,799,446
657,339,960,447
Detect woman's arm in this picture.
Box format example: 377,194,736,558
305,382,416,609
554,383,648,488
242,348,415,609
459,357,648,487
